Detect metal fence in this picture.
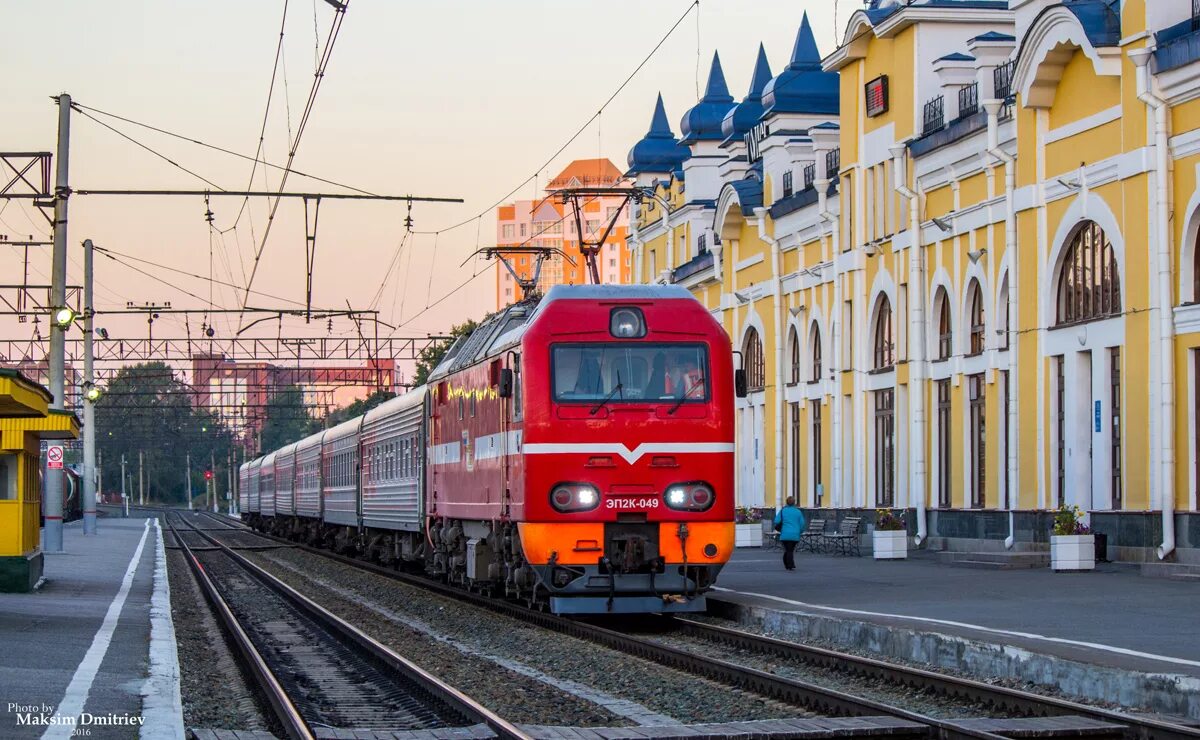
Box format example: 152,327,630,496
923,95,945,136
957,82,979,120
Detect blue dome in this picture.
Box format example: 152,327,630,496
762,13,839,117
680,52,736,144
721,43,773,143
626,94,690,177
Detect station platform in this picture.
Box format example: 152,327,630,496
0,516,183,739
714,549,1200,718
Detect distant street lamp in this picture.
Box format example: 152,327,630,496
83,382,102,402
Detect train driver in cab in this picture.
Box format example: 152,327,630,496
666,352,705,400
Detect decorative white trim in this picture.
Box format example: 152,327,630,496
1044,105,1121,145
1015,6,1121,109
523,442,734,466
1179,171,1200,303
736,253,766,272
1174,304,1200,336
1170,128,1200,161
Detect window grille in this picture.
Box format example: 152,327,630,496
873,297,895,370
936,290,952,360
957,82,979,119
803,163,816,190
967,281,985,355
826,148,841,177
810,325,823,383
782,170,794,199
743,328,766,392
923,95,945,136
937,379,951,507
969,373,986,508
789,328,801,385
874,389,895,507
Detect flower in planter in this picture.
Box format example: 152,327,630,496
874,509,905,532
734,506,763,524
1052,504,1090,536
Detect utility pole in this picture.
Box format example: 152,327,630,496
120,453,128,518
81,238,97,534
211,449,217,513
98,449,103,506
44,93,72,552
227,448,234,515
138,449,144,506
186,453,193,510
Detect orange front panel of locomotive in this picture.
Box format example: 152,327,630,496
517,521,734,566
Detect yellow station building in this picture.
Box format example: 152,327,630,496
0,369,79,591
626,0,1200,562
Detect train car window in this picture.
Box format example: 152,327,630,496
552,343,710,403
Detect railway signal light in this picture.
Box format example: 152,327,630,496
52,306,77,328
204,470,213,481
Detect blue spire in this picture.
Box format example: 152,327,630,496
626,93,690,176
648,93,671,136
762,13,839,117
790,12,822,70
703,51,732,102
748,43,773,97
721,43,774,142
681,51,737,144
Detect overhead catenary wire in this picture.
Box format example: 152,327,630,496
238,0,349,321
410,0,700,238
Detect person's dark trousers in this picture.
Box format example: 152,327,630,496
782,540,797,570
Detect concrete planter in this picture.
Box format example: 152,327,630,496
735,523,763,548
873,529,907,560
1051,534,1095,572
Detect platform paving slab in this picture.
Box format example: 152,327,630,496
714,549,1200,718
0,517,183,739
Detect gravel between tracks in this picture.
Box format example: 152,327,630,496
166,549,275,733
641,632,1000,719
688,614,1128,712
248,548,811,726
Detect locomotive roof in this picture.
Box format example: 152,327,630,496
427,285,699,382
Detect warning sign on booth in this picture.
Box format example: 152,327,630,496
47,445,64,470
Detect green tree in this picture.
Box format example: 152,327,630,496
95,362,233,504
322,389,396,429
412,319,479,387
260,385,313,452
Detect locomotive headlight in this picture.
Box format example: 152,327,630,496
610,307,646,338
549,483,601,513
663,482,715,512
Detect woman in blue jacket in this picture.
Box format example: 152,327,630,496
773,497,806,571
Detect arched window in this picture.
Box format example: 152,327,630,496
788,327,801,385
1056,220,1121,324
934,288,952,361
810,324,823,382
743,327,765,392
873,296,894,370
967,281,985,355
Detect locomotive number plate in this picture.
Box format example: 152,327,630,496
605,497,660,510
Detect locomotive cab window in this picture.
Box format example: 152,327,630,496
552,343,709,402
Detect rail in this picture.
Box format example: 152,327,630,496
171,511,527,739
207,511,1200,740
923,95,945,136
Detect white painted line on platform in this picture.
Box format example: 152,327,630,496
140,518,185,739
714,586,1200,670
42,518,151,740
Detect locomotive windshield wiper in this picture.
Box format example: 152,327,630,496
589,372,623,415
667,376,705,415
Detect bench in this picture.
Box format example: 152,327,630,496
798,518,827,553
824,517,863,556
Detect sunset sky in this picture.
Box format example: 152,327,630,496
3,0,848,376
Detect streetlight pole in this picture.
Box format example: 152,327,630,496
44,93,72,552
120,453,128,518
138,449,144,506
81,238,97,534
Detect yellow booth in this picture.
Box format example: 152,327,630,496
0,369,80,592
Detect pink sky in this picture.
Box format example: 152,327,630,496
2,0,846,375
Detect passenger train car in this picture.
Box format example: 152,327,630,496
243,285,742,614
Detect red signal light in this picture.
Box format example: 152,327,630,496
204,470,213,481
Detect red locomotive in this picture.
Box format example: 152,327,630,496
244,284,742,614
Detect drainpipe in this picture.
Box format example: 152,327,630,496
1131,47,1176,560
818,183,840,507
891,145,928,546
756,210,786,512
983,101,1020,550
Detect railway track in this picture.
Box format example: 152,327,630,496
202,512,1199,739
167,511,525,740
